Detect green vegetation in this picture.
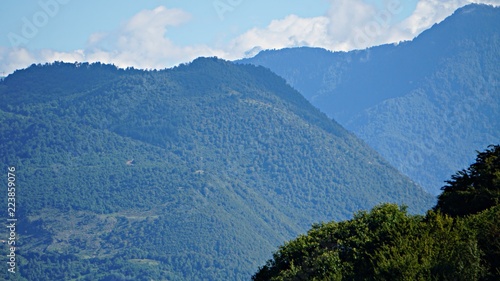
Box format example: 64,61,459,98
435,145,500,217
0,59,433,280
253,145,500,280
239,4,500,195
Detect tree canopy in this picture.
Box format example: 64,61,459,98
253,145,500,281
435,145,500,217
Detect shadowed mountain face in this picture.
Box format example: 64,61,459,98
0,58,433,280
238,4,500,195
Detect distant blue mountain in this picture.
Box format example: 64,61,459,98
238,3,500,194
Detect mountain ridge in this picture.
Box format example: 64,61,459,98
238,3,500,194
0,58,433,280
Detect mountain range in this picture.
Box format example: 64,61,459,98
0,59,432,280
2,3,497,279
239,3,500,195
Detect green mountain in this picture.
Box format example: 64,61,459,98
238,4,500,195
0,59,433,280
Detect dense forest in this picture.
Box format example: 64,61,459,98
253,145,500,281
0,59,433,280
239,4,500,195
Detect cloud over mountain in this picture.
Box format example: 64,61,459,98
1,0,499,74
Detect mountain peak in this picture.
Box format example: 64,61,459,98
454,3,498,15
1,54,434,280
414,3,499,43
240,4,500,196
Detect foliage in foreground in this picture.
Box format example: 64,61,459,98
254,145,500,281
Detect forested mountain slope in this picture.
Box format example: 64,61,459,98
239,4,500,194
0,59,433,280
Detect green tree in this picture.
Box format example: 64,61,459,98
435,145,500,217
468,206,500,281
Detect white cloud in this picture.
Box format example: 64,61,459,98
0,47,36,75
226,0,405,53
84,6,224,69
1,6,225,75
398,0,500,37
228,0,500,54
325,0,379,49
227,15,330,58
40,49,85,63
1,1,499,75
225,0,401,53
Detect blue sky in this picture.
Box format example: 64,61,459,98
1,1,330,50
1,0,499,74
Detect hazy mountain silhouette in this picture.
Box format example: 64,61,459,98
239,3,500,195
